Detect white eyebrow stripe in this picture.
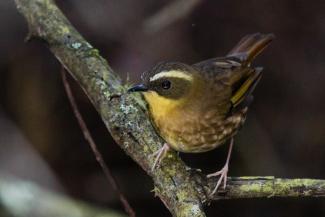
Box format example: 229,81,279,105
150,70,193,81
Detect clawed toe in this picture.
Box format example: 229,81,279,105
207,138,234,196
207,165,229,195
151,143,170,171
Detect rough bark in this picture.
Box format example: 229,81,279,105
205,176,325,200
13,0,325,216
14,0,206,216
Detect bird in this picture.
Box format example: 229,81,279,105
128,33,274,194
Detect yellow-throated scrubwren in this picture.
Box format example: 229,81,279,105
128,33,274,194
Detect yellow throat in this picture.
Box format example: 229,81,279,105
142,70,201,122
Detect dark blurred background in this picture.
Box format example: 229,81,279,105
1,0,325,216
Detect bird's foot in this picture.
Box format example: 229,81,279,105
207,163,229,195
151,143,170,171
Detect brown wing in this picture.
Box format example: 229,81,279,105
194,33,274,74
193,33,274,111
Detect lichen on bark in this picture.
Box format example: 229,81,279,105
13,0,325,216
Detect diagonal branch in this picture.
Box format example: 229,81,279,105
13,0,325,216
61,69,136,217
14,0,207,216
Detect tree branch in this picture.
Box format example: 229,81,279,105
0,173,126,217
13,0,325,216
14,0,206,216
61,69,136,217
206,176,325,200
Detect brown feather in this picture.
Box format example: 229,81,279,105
227,33,275,65
138,33,274,153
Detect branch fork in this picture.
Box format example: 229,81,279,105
13,0,325,216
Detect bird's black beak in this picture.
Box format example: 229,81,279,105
127,83,148,93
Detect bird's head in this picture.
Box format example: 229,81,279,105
128,62,202,111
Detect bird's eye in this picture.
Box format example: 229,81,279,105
161,80,171,90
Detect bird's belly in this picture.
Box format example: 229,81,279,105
154,110,247,153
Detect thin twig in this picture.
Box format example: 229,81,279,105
61,68,136,217
15,1,207,215
143,0,202,34
14,1,325,216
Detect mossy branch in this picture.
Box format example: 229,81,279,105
13,0,325,216
14,0,206,216
206,176,325,200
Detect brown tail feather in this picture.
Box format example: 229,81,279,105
227,33,275,65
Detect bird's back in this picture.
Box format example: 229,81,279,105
151,33,274,153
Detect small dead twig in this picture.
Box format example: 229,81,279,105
16,1,325,216
143,0,202,34
61,68,136,217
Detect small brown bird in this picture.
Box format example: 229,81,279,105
128,33,274,194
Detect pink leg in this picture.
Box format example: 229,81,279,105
207,137,234,195
151,143,170,171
